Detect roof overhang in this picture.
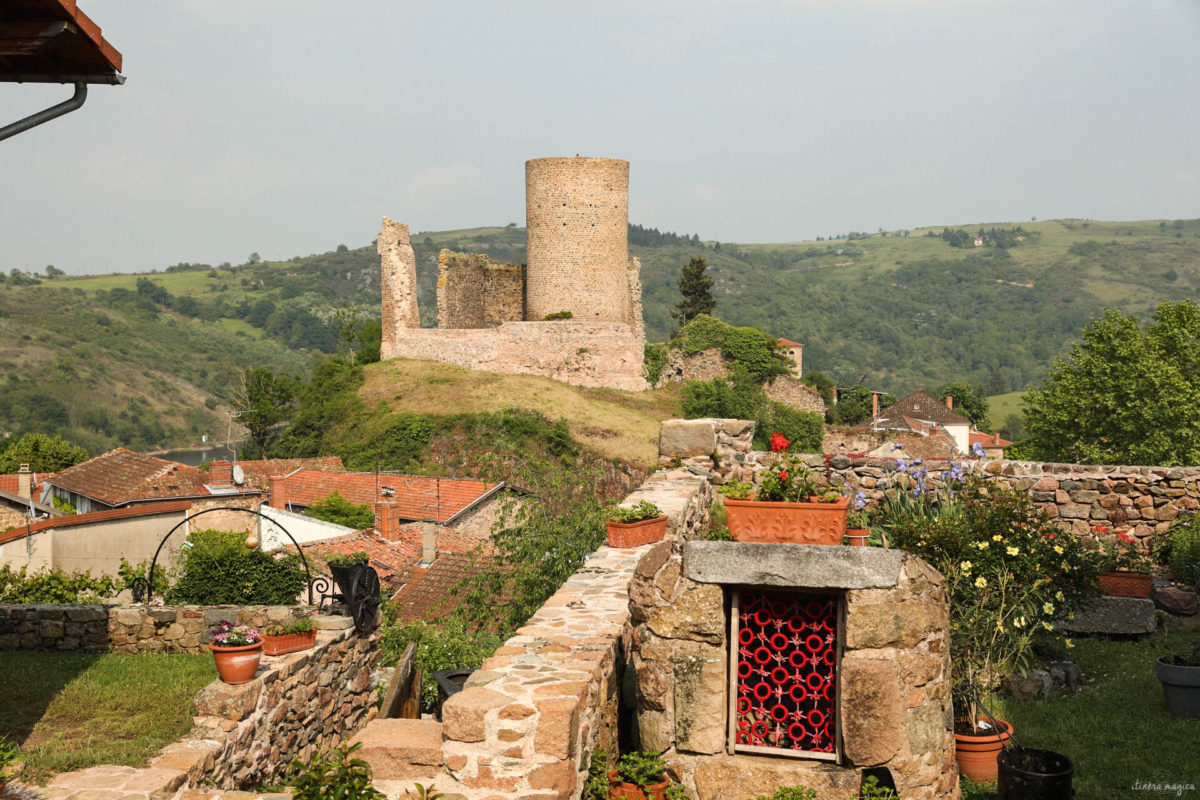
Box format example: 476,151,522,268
0,0,124,84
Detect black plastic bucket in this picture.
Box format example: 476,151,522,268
434,668,476,720
997,747,1074,800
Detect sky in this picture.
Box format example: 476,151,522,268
2,0,1200,275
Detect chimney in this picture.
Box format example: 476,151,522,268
994,432,1002,446
871,392,879,419
17,464,31,500
210,459,233,487
375,502,400,541
945,395,954,410
268,475,287,509
419,521,437,567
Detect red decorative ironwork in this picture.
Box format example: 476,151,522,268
734,590,838,754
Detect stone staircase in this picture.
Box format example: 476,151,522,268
349,718,463,800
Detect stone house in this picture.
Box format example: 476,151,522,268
861,388,972,454
777,338,804,376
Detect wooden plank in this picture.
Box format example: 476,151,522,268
402,668,423,720
379,642,417,719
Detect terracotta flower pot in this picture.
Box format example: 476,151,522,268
606,515,669,548
607,771,668,800
262,629,316,656
211,641,263,684
723,496,849,545
954,718,1013,783
845,528,869,547
1098,570,1152,598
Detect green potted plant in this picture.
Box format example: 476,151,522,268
262,612,317,656
720,432,848,545
606,501,667,548
845,490,870,547
209,620,263,684
608,750,669,800
1093,528,1153,597
0,735,23,795
327,551,371,599
885,478,1098,783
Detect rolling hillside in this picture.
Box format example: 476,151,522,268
4,215,1198,452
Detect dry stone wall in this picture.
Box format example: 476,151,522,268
437,251,524,328
763,375,826,415
384,322,647,391
0,604,316,653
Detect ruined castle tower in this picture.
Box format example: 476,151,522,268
378,218,419,341
524,157,632,323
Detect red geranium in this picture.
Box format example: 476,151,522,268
770,432,790,453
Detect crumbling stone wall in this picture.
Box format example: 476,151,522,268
0,604,316,653
384,322,647,391
379,218,420,359
764,375,826,415
655,347,728,387
437,251,525,328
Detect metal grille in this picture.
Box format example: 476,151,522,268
731,590,839,757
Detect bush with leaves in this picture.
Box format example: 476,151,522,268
1168,516,1200,588
289,742,383,800
682,370,822,453
378,616,503,712
166,529,308,605
0,565,115,603
305,491,374,529
0,432,87,472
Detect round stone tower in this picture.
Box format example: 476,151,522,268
524,156,631,323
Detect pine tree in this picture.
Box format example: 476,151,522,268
672,256,716,325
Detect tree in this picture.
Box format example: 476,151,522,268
305,491,374,529
230,368,298,456
937,382,991,432
0,433,88,472
44,265,64,279
671,256,715,325
1023,301,1200,466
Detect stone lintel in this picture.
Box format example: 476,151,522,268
682,541,902,589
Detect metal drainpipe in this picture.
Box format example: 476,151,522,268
0,81,87,143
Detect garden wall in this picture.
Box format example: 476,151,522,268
0,604,316,653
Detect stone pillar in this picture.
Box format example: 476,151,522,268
379,218,420,359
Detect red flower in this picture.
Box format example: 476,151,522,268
1094,526,1109,534
1116,533,1133,543
1046,531,1055,539
779,471,789,482
770,432,790,453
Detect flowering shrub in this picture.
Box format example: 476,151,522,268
886,478,1099,730
1092,527,1153,573
210,620,262,647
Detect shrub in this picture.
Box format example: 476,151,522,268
305,491,374,529
681,373,822,453
0,565,114,603
543,310,573,320
290,742,383,800
166,530,308,605
608,501,662,523
615,750,666,789
378,616,503,711
643,343,667,385
1168,517,1200,588
326,551,369,567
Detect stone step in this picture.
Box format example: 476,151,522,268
40,765,188,800
348,718,444,781
1060,595,1157,635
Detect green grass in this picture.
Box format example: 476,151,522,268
987,391,1027,427
0,652,215,784
963,627,1200,800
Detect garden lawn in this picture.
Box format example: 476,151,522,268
0,652,215,784
963,628,1200,800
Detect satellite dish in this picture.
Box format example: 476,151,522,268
232,464,245,485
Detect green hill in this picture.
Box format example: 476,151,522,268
4,216,1199,452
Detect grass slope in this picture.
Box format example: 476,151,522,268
359,358,683,467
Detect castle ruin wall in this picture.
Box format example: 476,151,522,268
378,218,420,352
436,250,525,328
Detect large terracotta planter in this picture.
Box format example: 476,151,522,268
954,718,1013,783
608,771,668,800
606,515,669,548
211,641,263,684
723,496,849,545
262,629,316,656
1098,570,1152,598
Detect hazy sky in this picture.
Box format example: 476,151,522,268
3,0,1199,274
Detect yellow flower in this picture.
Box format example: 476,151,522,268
977,541,989,550
1068,612,1075,620
1043,602,1055,614
993,534,1003,542
1055,591,1065,601
960,560,973,573
975,576,987,589
1054,545,1063,554
1065,638,1075,648
1014,616,1026,628
1042,621,1053,630
1007,546,1019,556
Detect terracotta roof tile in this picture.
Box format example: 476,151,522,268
777,338,804,347
0,473,49,497
46,448,259,507
877,388,971,427
970,429,1013,448
278,470,499,524
235,457,345,489
389,552,501,624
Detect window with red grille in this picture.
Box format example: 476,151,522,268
729,589,840,759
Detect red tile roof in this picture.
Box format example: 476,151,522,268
0,0,123,80
875,388,971,427
0,472,48,498
234,457,345,489
47,448,259,507
389,551,501,625
970,429,1014,449
0,500,191,546
777,338,804,348
300,531,420,588
277,470,500,524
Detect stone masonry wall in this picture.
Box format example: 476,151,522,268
379,218,420,359
764,375,827,415
525,157,631,324
437,251,525,328
427,467,713,799
659,418,1199,551
655,347,728,387
384,321,647,392
0,604,316,653
628,542,957,800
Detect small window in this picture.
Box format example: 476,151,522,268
729,589,842,761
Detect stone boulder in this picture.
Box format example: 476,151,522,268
1154,585,1199,616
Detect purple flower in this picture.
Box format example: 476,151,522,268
972,441,986,458
892,442,906,452
854,491,867,510
896,458,908,473
950,462,964,481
